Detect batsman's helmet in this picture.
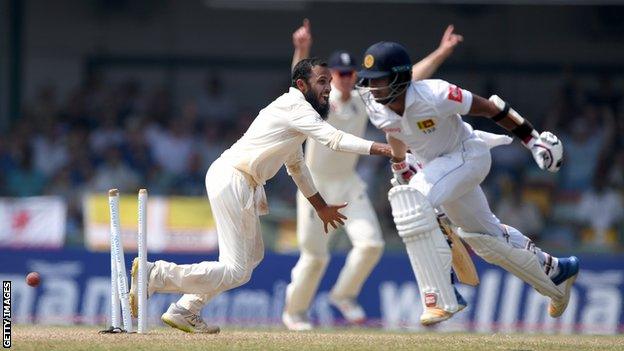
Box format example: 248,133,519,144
356,41,412,106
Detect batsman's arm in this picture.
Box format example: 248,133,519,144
387,134,408,162
412,25,463,80
387,134,416,185
291,19,312,71
469,94,563,172
468,95,539,145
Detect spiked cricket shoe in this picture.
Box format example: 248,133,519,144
161,303,220,334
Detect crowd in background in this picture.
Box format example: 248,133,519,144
0,72,622,252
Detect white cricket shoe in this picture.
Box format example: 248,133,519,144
420,307,454,326
282,311,313,331
329,297,366,325
129,257,155,318
161,303,220,334
420,287,467,326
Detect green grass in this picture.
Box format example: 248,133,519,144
10,325,624,351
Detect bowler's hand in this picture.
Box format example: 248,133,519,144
316,203,348,233
292,18,312,51
438,24,463,53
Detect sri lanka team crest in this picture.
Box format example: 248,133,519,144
417,118,436,134
364,54,375,68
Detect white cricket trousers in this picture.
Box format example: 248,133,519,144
285,173,384,315
409,135,552,267
148,157,265,314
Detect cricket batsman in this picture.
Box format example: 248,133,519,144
283,19,465,330
356,41,579,326
128,58,393,333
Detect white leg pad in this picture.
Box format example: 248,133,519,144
388,185,458,313
457,229,563,299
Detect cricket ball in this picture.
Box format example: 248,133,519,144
26,272,41,287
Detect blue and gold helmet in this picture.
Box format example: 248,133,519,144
358,41,412,79
356,41,412,106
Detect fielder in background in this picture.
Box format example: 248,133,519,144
357,41,579,326
283,19,464,331
128,58,393,333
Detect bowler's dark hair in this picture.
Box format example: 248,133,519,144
291,58,327,88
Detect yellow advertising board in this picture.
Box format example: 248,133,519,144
84,193,217,253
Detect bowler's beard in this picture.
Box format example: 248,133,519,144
304,90,329,119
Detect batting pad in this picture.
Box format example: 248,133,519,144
458,229,564,299
388,185,458,312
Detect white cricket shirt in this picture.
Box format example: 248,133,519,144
367,79,474,164
220,87,373,193
305,87,369,177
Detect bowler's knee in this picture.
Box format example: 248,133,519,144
225,265,255,289
299,251,330,273
250,250,264,270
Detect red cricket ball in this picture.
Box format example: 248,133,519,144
26,272,41,287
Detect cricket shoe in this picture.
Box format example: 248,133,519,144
420,287,467,326
282,311,313,331
329,297,366,325
420,307,453,326
548,256,579,318
161,303,220,334
129,257,155,318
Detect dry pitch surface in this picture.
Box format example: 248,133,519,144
11,325,624,351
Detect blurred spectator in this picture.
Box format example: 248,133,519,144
146,88,173,125
145,119,194,174
576,174,624,248
176,153,207,196
31,122,69,177
89,108,124,155
122,116,155,180
6,146,47,197
62,88,92,129
496,176,545,239
146,164,176,195
26,85,60,126
586,76,622,115
46,166,85,245
0,138,15,179
608,150,624,189
490,140,532,178
196,73,236,124
560,106,613,191
196,122,226,171
114,79,144,121
90,147,140,193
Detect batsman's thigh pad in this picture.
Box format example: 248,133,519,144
388,185,458,312
409,138,491,208
457,229,563,299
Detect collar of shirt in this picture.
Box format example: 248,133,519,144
374,81,416,118
288,87,306,100
404,82,417,109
